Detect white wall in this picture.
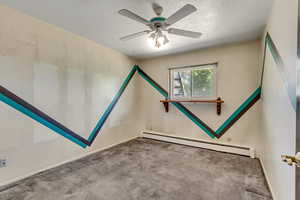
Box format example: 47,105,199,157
258,0,298,200
137,40,262,150
0,5,140,185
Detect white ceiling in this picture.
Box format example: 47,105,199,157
0,0,273,59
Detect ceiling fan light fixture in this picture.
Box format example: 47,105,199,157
156,32,169,48
149,32,156,40
155,40,161,48
147,34,156,47
163,35,169,45
148,32,168,48
157,35,164,45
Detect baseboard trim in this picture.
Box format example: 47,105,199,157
141,130,255,158
0,136,138,189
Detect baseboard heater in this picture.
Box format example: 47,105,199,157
141,131,255,158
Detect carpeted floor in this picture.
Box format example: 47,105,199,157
0,138,272,200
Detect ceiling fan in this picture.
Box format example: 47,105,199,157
118,3,202,48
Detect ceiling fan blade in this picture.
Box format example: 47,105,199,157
118,9,150,25
168,28,202,38
120,30,150,41
165,4,197,26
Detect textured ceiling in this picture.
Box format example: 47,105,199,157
0,0,273,59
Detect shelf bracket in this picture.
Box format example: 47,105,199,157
216,97,222,115
162,101,169,112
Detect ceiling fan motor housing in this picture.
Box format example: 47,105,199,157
150,17,166,29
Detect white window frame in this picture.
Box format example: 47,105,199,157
169,63,217,100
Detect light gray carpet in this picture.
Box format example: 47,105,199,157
0,138,272,200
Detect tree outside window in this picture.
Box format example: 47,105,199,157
170,64,217,100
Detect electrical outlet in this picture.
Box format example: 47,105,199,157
0,159,6,168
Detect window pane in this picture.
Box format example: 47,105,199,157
172,71,191,98
192,68,214,97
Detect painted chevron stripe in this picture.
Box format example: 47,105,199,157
137,67,218,138
0,90,89,148
137,66,261,138
0,64,261,147
0,66,138,148
6,30,291,147
87,66,137,144
216,87,261,137
2,33,287,147
262,33,296,110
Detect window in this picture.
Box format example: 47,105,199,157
169,63,217,100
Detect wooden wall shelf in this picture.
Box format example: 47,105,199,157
160,98,224,115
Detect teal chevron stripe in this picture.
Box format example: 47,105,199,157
0,65,261,147
263,33,296,110
265,34,283,66
0,93,87,148
216,87,261,134
137,70,168,97
1,61,263,148
171,102,216,138
87,66,137,143
6,33,288,146
136,67,216,138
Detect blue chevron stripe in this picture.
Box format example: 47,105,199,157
5,31,288,148
0,64,262,147
87,65,137,143
216,87,261,134
263,33,296,110
0,93,87,148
